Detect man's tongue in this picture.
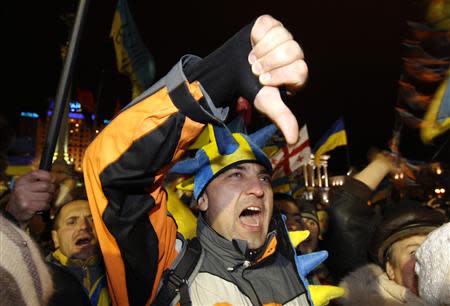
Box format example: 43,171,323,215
240,209,261,227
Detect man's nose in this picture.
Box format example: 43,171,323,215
245,177,265,197
78,217,92,231
299,220,308,231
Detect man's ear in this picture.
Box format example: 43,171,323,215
385,260,395,281
51,230,60,249
197,192,209,212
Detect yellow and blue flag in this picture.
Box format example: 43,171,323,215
313,118,347,164
110,0,155,98
421,69,450,143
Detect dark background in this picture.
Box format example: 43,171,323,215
2,0,446,175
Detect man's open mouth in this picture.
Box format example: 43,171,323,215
239,206,263,228
75,237,92,247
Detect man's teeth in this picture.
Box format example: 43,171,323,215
247,207,261,211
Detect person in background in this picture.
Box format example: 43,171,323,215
273,193,321,255
316,210,329,242
323,150,408,281
48,190,110,306
2,172,108,306
319,148,447,304
297,197,321,254
2,160,77,246
274,192,303,231
338,201,446,305
1,214,54,306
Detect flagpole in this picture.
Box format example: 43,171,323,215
39,0,90,171
342,118,352,174
93,68,105,131
431,133,450,161
345,145,352,174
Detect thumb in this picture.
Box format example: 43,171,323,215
254,86,299,144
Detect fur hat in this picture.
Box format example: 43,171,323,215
368,201,447,266
0,215,54,305
415,222,450,305
170,124,276,200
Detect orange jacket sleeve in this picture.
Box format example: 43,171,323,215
83,58,226,306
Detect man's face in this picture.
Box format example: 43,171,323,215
386,234,427,295
275,199,302,231
198,163,273,250
52,200,98,260
299,217,320,253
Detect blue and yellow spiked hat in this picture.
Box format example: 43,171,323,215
170,124,277,200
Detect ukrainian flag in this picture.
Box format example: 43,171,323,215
313,118,347,164
110,0,155,98
421,69,450,144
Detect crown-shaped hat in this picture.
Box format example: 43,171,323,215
170,124,277,200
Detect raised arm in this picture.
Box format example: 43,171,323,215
323,151,398,281
83,14,307,306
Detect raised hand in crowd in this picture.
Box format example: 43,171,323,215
5,169,55,229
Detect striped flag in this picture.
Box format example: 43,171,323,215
110,0,156,98
313,118,347,164
421,69,450,143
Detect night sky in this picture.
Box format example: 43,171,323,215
3,0,446,174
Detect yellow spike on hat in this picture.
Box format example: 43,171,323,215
308,285,345,306
176,176,195,192
262,145,279,157
188,125,211,150
288,230,310,248
166,188,197,239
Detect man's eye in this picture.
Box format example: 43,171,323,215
229,172,242,178
260,175,272,183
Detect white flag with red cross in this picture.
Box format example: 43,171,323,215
270,125,311,178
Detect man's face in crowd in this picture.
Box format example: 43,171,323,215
385,234,427,295
52,200,98,260
275,199,302,231
299,217,320,254
198,163,273,250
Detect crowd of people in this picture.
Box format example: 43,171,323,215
1,14,449,306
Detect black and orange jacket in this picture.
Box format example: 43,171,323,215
83,56,227,306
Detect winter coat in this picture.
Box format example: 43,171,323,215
0,214,54,306
322,178,381,281
47,249,110,306
338,264,427,306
